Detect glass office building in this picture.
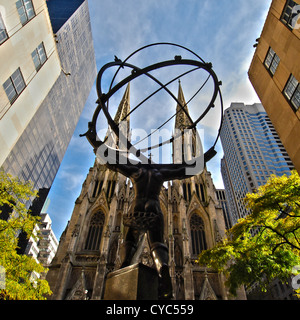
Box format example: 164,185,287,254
2,0,96,217
220,103,294,226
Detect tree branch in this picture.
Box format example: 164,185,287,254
255,226,267,245
263,225,300,251
271,241,288,254
294,201,300,208
292,230,300,246
284,212,300,218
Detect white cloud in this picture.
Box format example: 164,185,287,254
68,135,92,154
57,168,85,191
88,0,158,62
225,78,259,107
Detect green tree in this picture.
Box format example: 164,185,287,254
198,170,300,297
0,170,52,300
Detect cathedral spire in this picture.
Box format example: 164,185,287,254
174,80,192,131
105,83,131,147
173,81,197,163
113,82,130,126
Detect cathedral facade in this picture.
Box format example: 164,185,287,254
46,83,246,300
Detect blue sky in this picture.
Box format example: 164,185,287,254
46,0,272,239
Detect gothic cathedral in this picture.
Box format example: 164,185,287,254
46,82,245,300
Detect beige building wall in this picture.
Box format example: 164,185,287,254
0,0,61,166
248,0,300,173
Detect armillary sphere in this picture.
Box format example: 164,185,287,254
81,42,223,164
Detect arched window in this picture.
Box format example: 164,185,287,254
173,215,179,234
182,183,187,201
92,179,103,198
92,180,99,198
115,212,122,231
200,184,205,202
85,212,105,250
172,198,178,213
174,241,183,267
190,214,207,255
187,183,191,200
118,196,124,210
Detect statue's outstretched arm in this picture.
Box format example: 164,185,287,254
105,162,139,177
97,147,140,177
159,165,191,181
155,158,204,181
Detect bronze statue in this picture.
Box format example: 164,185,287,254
106,160,202,299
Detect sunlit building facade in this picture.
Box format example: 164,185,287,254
0,0,96,218
248,0,300,174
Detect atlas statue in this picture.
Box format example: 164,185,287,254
81,43,223,299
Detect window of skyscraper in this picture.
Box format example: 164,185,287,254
31,42,47,71
16,0,35,25
284,74,300,110
264,47,280,75
0,12,8,44
3,68,26,104
281,0,300,29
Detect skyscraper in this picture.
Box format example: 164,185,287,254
0,0,96,221
0,0,61,169
216,189,232,230
220,102,294,225
25,213,59,267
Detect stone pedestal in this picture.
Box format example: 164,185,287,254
103,263,159,300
